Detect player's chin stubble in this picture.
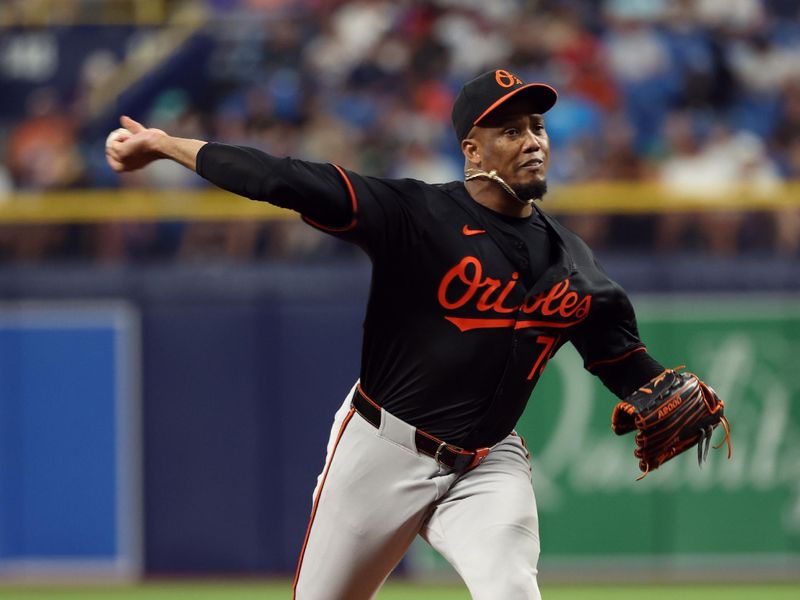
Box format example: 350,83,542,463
513,180,548,201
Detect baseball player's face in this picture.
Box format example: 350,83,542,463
466,98,550,198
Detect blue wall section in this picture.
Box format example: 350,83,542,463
0,325,118,559
122,265,371,574
140,297,365,573
143,301,276,571
0,263,374,575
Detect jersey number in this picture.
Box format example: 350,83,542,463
527,335,558,380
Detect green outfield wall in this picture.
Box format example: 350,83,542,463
409,297,800,577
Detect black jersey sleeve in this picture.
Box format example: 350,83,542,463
315,167,429,257
569,253,650,391
571,284,646,371
195,142,428,257
196,142,354,228
592,350,665,399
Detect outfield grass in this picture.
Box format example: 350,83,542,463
0,581,799,600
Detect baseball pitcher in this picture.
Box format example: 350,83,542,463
106,68,730,600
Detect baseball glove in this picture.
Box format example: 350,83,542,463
611,367,731,479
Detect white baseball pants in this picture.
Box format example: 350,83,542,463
293,382,541,600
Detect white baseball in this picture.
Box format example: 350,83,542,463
105,127,131,148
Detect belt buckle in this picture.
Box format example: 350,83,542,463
434,442,448,465
435,443,490,472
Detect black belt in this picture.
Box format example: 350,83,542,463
351,385,490,472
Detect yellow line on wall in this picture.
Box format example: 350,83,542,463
0,183,798,223
546,182,800,214
0,190,295,223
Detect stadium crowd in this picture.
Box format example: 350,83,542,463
1,0,799,262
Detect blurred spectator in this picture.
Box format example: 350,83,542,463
557,112,650,249
657,115,781,255
7,88,84,190
553,10,620,112
391,140,461,183
727,32,800,136
71,49,120,124
729,34,800,96
773,79,800,175
304,0,399,87
663,4,736,111
603,8,676,152
2,87,83,261
435,7,511,78
693,0,767,30
772,78,800,255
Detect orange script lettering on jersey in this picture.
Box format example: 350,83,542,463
437,256,592,332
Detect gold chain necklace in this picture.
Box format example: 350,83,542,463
463,168,534,206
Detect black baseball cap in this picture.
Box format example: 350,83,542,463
451,69,558,141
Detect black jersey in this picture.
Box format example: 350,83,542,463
301,164,646,448
197,147,648,448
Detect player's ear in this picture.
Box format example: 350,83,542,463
461,137,481,165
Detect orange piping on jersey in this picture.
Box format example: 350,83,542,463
444,316,517,331
301,164,358,233
443,315,589,332
292,407,356,597
513,316,588,329
472,83,559,126
586,346,647,372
